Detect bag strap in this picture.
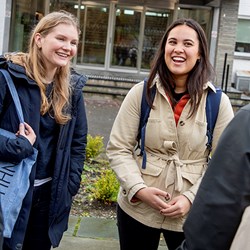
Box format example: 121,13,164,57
137,78,156,169
0,69,24,123
206,87,222,153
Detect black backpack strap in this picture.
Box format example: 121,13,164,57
206,87,222,153
137,78,156,169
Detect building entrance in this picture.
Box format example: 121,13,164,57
9,0,212,75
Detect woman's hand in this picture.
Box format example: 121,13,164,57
135,187,171,211
16,122,36,145
160,195,191,218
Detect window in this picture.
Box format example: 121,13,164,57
141,10,171,69
78,6,109,65
9,0,45,52
112,7,141,68
235,19,250,53
177,7,212,41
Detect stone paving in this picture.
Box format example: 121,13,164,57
58,216,167,250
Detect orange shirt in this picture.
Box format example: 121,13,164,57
173,94,190,125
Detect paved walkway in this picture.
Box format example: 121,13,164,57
83,93,124,147
58,216,167,250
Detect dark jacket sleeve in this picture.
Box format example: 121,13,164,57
0,69,34,163
68,74,88,196
0,135,34,163
179,104,250,250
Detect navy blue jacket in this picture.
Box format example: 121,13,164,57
0,57,88,249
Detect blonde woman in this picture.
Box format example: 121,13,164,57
0,11,87,249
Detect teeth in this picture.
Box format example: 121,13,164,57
173,57,185,62
57,52,68,57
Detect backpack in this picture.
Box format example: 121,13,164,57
137,79,222,169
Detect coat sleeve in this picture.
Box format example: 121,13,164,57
106,82,147,202
180,104,250,250
0,70,34,163
68,75,88,196
229,206,250,250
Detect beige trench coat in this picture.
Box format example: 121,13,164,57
106,77,234,232
230,206,250,250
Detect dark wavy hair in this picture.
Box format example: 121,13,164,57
146,18,215,117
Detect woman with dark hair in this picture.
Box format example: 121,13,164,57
0,11,87,249
106,18,234,250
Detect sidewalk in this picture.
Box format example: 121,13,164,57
83,93,124,147
57,216,119,249
57,216,168,250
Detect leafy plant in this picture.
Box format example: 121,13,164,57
72,136,119,216
85,134,104,161
90,168,119,204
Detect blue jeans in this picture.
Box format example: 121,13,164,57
117,205,185,250
22,181,52,250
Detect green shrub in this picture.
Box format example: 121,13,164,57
85,134,104,161
91,168,119,204
79,135,120,206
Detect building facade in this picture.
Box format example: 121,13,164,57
1,0,241,87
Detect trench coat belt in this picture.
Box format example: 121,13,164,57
166,157,208,192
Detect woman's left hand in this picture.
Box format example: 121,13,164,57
160,195,191,218
16,122,36,145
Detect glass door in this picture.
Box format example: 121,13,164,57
50,0,78,16
9,0,46,52
77,5,109,65
141,10,172,69
111,6,141,69
177,7,212,42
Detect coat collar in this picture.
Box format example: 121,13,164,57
204,81,217,93
153,75,217,94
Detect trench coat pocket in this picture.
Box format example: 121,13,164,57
139,155,165,186
180,165,205,191
188,120,207,152
140,155,164,176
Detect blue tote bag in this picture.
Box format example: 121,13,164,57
0,69,38,238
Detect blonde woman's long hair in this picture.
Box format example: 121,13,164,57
5,11,80,124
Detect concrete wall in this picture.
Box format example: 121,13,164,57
215,0,239,87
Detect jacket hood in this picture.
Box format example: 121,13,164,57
0,55,36,85
70,68,88,89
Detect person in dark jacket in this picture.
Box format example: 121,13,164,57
176,104,250,250
0,11,88,250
